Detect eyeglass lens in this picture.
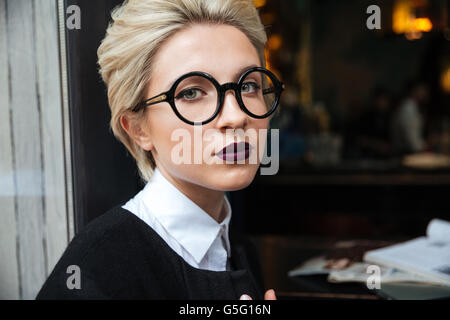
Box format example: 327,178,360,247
173,70,277,123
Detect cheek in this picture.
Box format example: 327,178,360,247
253,118,270,149
146,110,190,158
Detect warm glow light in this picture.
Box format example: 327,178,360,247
414,18,432,32
264,48,271,71
441,68,450,93
393,0,432,38
267,34,282,51
393,0,414,34
253,0,266,8
263,48,281,80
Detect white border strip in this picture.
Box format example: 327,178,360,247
57,0,75,241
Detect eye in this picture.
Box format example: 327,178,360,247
241,82,260,94
176,88,204,101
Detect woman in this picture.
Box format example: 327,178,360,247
37,0,283,300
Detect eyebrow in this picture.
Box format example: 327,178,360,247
233,64,260,80
236,64,260,73
168,64,261,88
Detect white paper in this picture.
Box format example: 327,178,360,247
426,218,450,242
328,262,445,285
364,219,450,286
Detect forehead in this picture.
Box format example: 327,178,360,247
150,24,262,88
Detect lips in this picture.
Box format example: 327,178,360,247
216,142,251,162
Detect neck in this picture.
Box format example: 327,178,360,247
156,167,226,223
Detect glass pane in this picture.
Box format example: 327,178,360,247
174,76,218,122
241,70,276,116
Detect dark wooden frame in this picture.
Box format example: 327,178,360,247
64,0,141,233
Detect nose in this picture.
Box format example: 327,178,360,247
215,83,248,130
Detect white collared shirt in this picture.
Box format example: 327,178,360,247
122,168,232,272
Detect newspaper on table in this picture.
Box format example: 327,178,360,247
288,255,445,285
288,219,450,286
363,218,450,287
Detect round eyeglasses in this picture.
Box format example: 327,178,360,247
131,66,284,125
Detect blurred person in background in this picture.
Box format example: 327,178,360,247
391,80,430,155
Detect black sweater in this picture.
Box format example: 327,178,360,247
36,205,265,300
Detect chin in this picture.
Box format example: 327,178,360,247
209,164,259,191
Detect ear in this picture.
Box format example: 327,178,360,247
120,111,154,151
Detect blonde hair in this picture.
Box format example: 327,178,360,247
97,0,268,183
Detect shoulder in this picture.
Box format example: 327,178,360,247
36,206,163,299
57,205,167,267
68,206,132,255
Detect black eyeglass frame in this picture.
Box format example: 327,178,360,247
131,66,285,126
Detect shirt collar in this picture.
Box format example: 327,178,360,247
140,168,232,264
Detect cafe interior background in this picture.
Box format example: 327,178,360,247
1,0,450,299
241,0,450,237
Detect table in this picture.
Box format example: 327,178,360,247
250,235,404,300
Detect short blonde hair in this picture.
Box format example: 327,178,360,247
97,0,268,183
